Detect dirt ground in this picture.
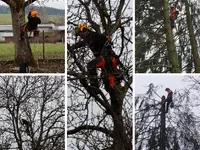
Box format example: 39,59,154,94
0,59,65,73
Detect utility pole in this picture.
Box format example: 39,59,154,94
160,95,166,150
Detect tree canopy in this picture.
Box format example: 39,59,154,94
0,76,65,150
67,0,133,149
136,0,200,73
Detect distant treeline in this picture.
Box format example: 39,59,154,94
0,5,64,16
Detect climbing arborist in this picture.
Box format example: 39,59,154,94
21,119,31,135
170,6,179,28
165,88,173,113
20,8,41,40
68,24,121,91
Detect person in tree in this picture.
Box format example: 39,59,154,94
68,24,121,92
21,119,31,135
20,8,41,40
170,6,179,28
164,88,173,113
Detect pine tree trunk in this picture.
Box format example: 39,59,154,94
160,96,166,150
10,4,35,73
163,0,181,73
185,0,200,73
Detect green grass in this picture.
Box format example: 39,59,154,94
0,14,12,25
48,15,65,24
0,43,65,61
0,14,64,25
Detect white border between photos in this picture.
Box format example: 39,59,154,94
65,1,67,150
132,0,135,149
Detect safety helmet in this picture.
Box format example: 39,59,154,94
170,6,175,10
78,24,90,31
31,10,38,17
75,24,90,35
165,88,170,91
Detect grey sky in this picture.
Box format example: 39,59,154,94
135,74,200,115
0,0,65,9
135,74,189,98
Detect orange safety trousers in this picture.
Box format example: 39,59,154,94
96,56,118,88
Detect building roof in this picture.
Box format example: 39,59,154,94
53,25,65,31
0,25,12,31
2,32,33,37
2,32,13,37
0,24,64,31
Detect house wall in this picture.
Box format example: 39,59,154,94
0,30,65,43
5,37,13,42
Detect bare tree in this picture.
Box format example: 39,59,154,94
0,76,65,150
67,0,132,149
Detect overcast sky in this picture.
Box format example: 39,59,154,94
135,75,200,114
0,0,65,9
135,74,190,98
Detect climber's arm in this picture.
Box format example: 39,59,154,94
68,40,86,51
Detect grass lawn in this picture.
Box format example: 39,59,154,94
0,43,65,61
0,14,12,25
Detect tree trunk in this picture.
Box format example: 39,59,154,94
112,116,132,150
185,0,200,73
160,96,166,150
111,87,132,150
163,0,181,73
10,5,35,73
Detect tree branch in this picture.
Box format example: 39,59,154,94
24,0,37,7
67,125,113,137
1,0,15,6
78,0,101,33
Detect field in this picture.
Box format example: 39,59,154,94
0,43,64,60
0,14,64,25
0,43,65,73
0,14,11,25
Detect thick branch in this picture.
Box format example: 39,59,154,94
67,125,113,137
1,0,15,6
92,0,109,34
116,0,125,21
78,0,101,33
24,0,37,7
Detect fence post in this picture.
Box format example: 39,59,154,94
43,30,45,60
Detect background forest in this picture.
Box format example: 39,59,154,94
136,0,200,73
